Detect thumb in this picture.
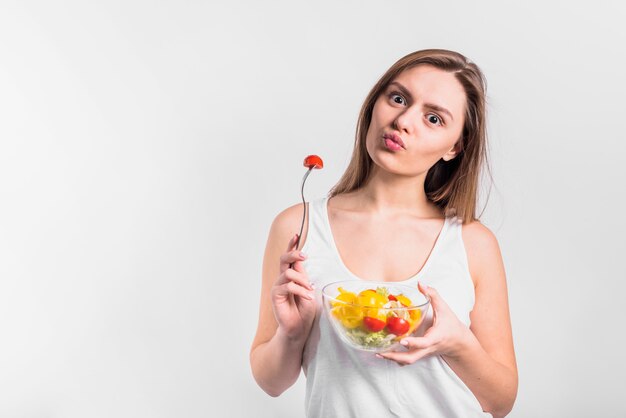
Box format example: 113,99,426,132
287,233,299,251
418,282,446,312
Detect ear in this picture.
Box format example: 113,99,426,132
442,140,462,162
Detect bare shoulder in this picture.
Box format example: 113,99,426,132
461,220,504,286
461,221,501,254
268,202,309,249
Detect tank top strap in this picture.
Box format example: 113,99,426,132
418,214,475,325
434,214,462,250
301,196,334,256
431,214,470,274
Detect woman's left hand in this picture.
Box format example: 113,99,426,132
377,282,477,366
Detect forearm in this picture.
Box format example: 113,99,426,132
443,334,518,418
250,328,307,397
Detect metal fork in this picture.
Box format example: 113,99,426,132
290,155,323,268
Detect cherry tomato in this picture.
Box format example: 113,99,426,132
388,294,398,301
386,317,410,335
363,316,386,332
304,155,324,169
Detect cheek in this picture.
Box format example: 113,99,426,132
431,130,461,154
365,122,381,148
365,134,378,159
408,136,457,167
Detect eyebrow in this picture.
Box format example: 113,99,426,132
388,81,454,121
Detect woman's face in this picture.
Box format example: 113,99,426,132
365,65,467,177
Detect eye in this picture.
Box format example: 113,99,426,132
388,92,406,106
427,114,443,126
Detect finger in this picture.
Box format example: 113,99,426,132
291,257,309,273
280,249,307,265
398,336,436,351
279,249,307,272
275,266,311,287
417,281,428,296
286,233,299,251
276,281,314,301
377,346,435,366
376,347,433,365
418,282,449,313
282,268,313,290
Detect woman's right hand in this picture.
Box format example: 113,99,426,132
270,234,316,341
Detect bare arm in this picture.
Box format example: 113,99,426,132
448,221,518,417
250,204,315,397
379,222,518,417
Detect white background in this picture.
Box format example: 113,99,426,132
1,1,625,417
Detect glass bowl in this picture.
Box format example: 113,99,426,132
322,280,430,352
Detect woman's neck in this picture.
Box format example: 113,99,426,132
344,170,442,218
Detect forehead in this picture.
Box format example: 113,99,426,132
389,65,467,116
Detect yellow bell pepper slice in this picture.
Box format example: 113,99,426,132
396,294,413,307
331,305,363,329
331,287,357,307
356,290,387,308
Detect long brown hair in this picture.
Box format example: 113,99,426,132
328,49,490,223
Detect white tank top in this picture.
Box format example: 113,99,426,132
300,196,491,418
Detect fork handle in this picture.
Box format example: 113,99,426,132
289,167,313,269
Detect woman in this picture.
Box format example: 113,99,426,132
250,49,518,418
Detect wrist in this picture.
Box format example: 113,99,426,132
446,326,481,360
275,326,309,348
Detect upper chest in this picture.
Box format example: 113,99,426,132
327,209,446,281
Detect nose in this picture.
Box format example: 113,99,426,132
392,106,418,135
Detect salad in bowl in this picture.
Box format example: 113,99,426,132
322,280,430,352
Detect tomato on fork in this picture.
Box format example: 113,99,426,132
304,155,324,169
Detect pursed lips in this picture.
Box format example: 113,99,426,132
383,133,405,149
